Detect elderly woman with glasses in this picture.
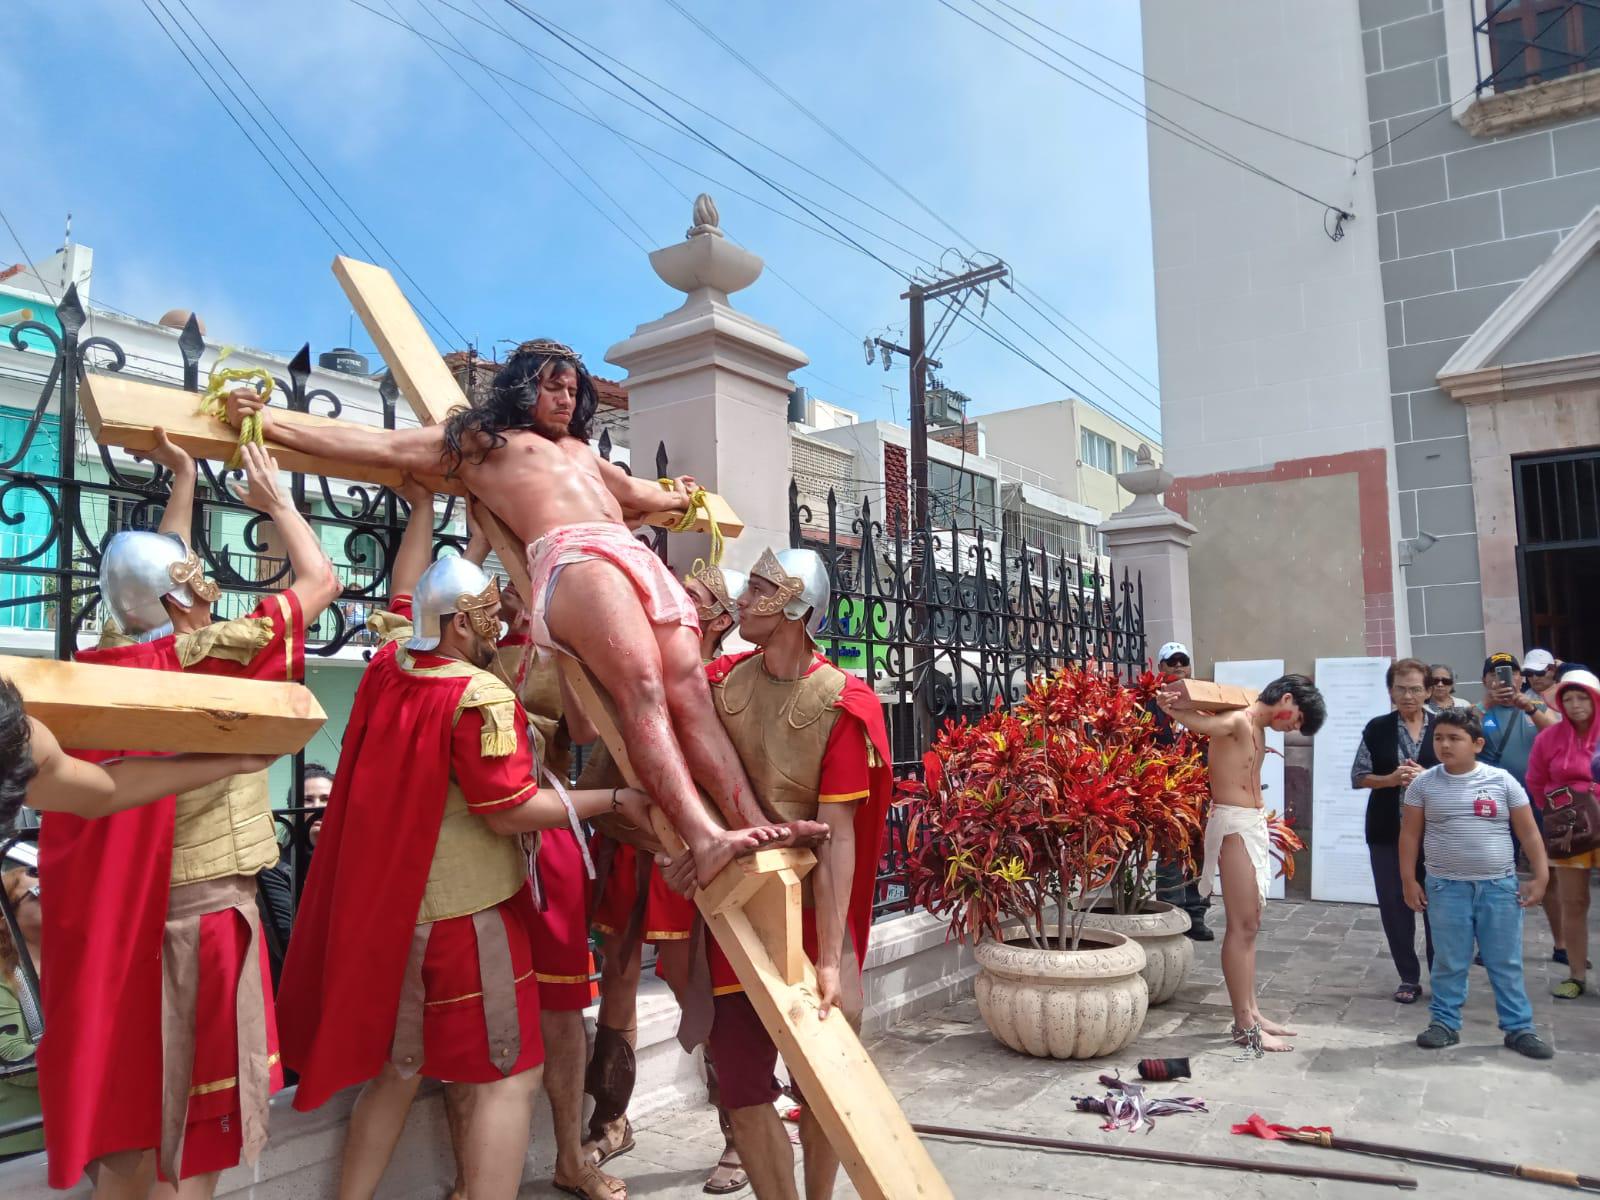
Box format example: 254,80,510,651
1425,666,1470,715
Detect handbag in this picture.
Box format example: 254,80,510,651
1542,784,1600,859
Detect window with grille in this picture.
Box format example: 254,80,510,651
1080,428,1115,474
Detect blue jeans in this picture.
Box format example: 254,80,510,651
1426,875,1534,1033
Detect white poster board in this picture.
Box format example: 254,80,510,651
1214,660,1287,900
1310,656,1392,904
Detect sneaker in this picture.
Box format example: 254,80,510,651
1552,978,1586,1000
1505,1030,1555,1060
1416,1023,1459,1049
1185,922,1215,942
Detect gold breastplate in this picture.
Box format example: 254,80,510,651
712,655,846,827
170,770,277,886
417,777,529,924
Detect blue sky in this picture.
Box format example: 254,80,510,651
5,0,1161,440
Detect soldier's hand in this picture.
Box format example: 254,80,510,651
397,472,435,511
224,386,273,434
146,427,195,479
235,442,288,514
816,962,843,1020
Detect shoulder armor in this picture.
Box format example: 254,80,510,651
175,615,274,668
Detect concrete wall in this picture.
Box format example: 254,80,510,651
1141,0,1404,668
1360,0,1600,674
1188,473,1369,677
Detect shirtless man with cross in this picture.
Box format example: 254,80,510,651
225,339,821,885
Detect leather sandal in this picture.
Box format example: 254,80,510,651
554,1160,627,1200
702,1144,746,1195
583,1117,635,1168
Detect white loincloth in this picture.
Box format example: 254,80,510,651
1198,805,1271,907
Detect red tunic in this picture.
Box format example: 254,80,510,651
702,652,892,996
39,593,302,1189
279,607,547,1108
591,841,697,945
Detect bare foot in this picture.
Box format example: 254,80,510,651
1232,1023,1294,1055
765,818,831,849
689,825,791,887
1256,1014,1298,1037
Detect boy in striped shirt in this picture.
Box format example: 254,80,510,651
1399,707,1554,1059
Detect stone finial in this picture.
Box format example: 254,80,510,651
688,193,724,240
1135,442,1155,467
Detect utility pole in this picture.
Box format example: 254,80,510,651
901,262,1008,532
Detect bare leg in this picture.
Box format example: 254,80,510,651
91,1150,156,1200
655,938,692,1000
457,1068,542,1200
1543,886,1566,954
338,1063,424,1200
545,562,792,885
585,928,642,1165
797,1107,841,1200
1558,868,1591,986
546,1009,624,1197
1218,832,1291,1053
726,1104,799,1200
655,622,766,828
151,1174,220,1200
443,1084,470,1200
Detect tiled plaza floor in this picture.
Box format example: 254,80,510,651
535,896,1600,1198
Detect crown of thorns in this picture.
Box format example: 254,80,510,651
514,338,582,363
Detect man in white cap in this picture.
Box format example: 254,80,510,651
38,439,342,1198
1149,642,1213,941
1522,649,1561,709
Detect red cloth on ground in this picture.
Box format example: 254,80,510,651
278,637,540,1110
39,593,302,1189
420,884,545,1080
529,825,596,1010
1231,1113,1334,1139
704,653,892,997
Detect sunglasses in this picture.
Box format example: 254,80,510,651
1429,677,1454,686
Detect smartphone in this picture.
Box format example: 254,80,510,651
1495,664,1516,689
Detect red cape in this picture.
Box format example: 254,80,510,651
38,636,195,1187
706,651,893,963
277,646,470,1110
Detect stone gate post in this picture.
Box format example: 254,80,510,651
1099,445,1195,667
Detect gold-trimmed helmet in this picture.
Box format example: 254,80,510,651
745,547,830,636
407,556,503,651
99,530,219,641
683,558,748,625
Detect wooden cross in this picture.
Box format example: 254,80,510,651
0,653,326,755
337,258,950,1200
1173,679,1257,711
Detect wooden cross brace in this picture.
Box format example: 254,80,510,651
1174,679,1258,711
0,653,326,755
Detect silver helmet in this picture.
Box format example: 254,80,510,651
745,546,830,637
406,556,503,652
99,530,219,640
683,558,748,625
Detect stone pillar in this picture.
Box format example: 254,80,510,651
1099,446,1196,665
605,195,807,575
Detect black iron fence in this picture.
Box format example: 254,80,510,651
791,483,1147,916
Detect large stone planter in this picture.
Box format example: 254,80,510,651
974,932,1148,1059
1076,901,1194,1005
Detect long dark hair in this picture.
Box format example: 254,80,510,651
441,343,598,472
0,679,38,830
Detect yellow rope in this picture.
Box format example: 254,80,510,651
196,347,275,468
659,478,722,565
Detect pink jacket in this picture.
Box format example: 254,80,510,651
1526,672,1600,806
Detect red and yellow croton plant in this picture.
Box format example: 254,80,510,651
902,665,1303,951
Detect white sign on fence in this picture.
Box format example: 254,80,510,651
1310,656,1392,904
1213,659,1287,900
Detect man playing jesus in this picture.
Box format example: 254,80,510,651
223,339,821,883
1155,674,1326,1054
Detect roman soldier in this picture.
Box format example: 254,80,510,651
39,440,341,1195
704,547,892,1200
277,553,652,1200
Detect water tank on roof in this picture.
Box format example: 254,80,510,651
319,347,369,375
788,385,810,425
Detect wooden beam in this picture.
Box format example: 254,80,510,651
1175,679,1258,711
335,257,743,539
547,641,948,1199
333,255,469,427
0,654,326,755
80,372,461,495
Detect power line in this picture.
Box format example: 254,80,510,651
0,204,56,306
1014,281,1158,392
937,0,1352,216
383,0,651,254
167,0,470,348
1009,285,1159,413
990,0,1353,161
